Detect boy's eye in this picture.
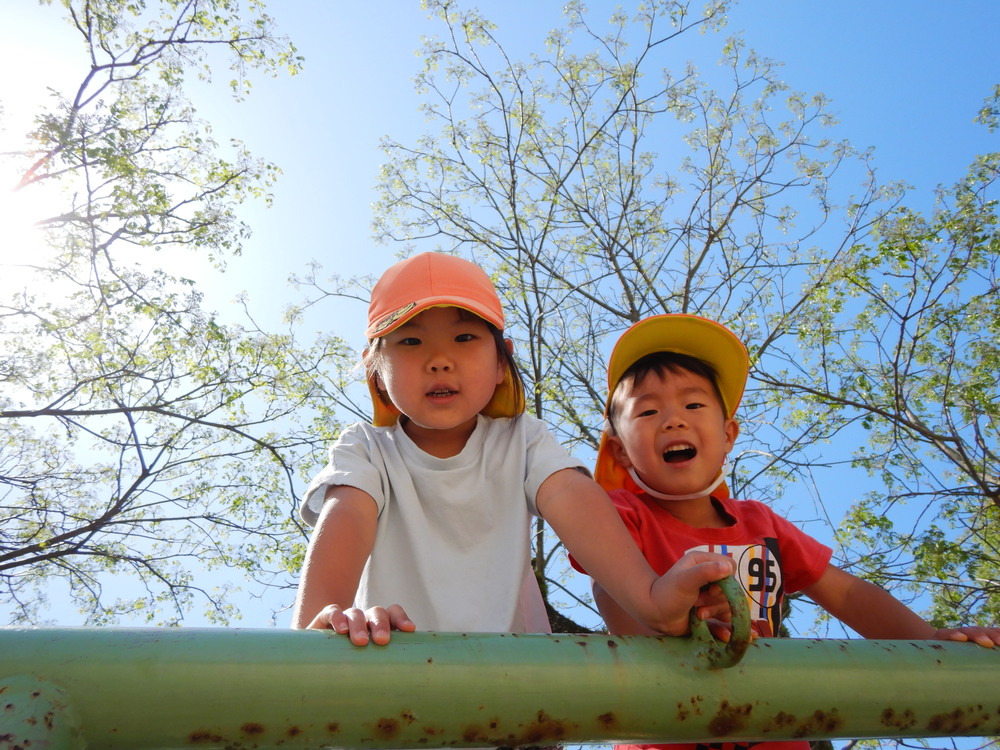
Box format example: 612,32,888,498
686,402,705,410
637,409,658,418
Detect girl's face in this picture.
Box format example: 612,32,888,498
372,306,506,456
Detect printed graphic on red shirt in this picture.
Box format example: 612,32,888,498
690,538,784,637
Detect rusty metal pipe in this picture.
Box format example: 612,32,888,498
1,627,998,750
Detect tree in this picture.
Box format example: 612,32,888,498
368,0,882,628
0,0,350,625
777,145,1000,627
368,0,997,645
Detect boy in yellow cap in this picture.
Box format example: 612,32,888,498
582,313,1000,750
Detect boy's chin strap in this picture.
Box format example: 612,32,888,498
627,460,730,502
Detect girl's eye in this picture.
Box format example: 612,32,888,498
398,337,421,346
455,333,476,343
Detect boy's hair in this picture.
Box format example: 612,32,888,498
606,351,727,435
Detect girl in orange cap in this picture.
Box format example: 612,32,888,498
291,253,735,644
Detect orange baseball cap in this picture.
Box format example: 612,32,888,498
594,314,748,494
365,252,525,426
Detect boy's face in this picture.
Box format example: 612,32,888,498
607,367,739,503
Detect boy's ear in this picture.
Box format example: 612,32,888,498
724,417,740,453
606,434,634,469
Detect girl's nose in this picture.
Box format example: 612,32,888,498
427,350,453,371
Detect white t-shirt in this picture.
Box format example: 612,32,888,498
300,414,585,633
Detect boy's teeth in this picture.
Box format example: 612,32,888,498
663,444,697,463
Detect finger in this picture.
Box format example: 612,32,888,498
937,629,969,643
344,607,373,646
367,606,392,646
682,550,737,578
678,558,738,595
306,605,348,633
694,599,732,623
695,581,728,605
968,629,998,648
705,619,732,642
387,604,417,633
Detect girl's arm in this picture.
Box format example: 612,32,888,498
290,485,415,644
593,580,659,635
594,564,734,637
537,468,734,636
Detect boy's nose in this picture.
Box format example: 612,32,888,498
661,412,688,429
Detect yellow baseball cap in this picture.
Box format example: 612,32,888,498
594,314,748,493
365,252,525,426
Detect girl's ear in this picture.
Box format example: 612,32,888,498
363,347,384,391
496,337,515,386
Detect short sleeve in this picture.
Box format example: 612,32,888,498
751,503,832,593
518,416,588,516
299,424,387,526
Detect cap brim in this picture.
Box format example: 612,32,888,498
606,315,748,418
366,298,505,339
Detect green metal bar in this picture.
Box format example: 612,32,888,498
2,627,998,750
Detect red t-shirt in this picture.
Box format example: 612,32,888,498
574,491,834,750
598,490,832,637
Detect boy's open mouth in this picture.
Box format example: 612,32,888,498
663,444,696,463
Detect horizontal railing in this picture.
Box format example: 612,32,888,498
2,627,999,750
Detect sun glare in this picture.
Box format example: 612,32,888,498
0,158,56,295
0,7,80,298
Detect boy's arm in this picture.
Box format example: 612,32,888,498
802,564,936,640
537,468,734,636
291,485,415,644
804,564,1000,646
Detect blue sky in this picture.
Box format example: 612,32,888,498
4,1,998,331
1,10,997,749
1,2,997,634
215,0,1000,338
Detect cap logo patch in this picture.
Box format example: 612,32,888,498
371,302,416,335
